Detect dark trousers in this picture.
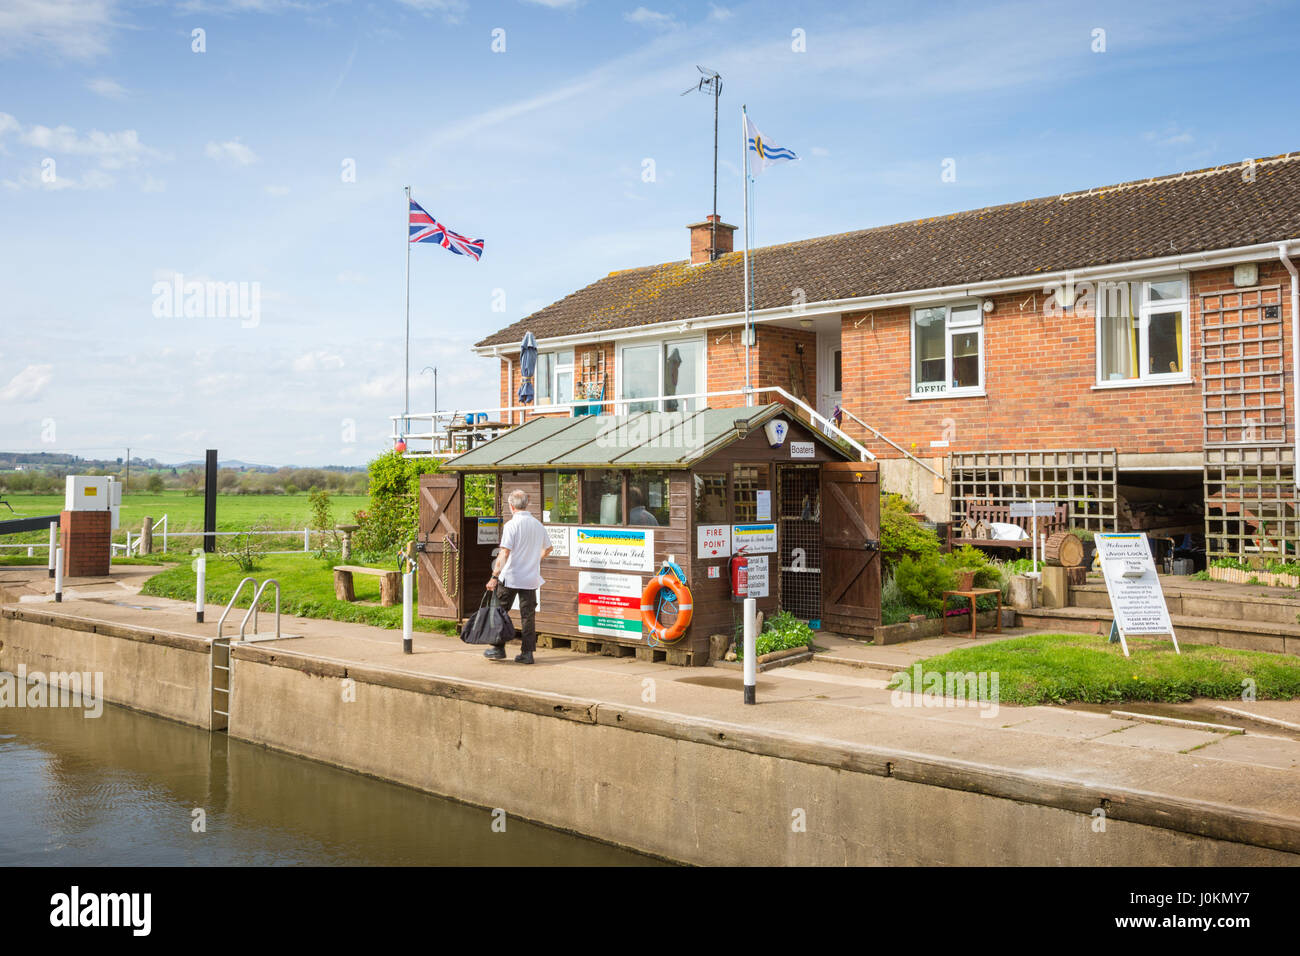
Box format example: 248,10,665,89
494,585,537,653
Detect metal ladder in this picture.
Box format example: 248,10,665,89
209,577,282,732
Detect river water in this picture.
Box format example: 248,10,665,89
0,696,662,866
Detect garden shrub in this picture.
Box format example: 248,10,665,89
880,493,941,571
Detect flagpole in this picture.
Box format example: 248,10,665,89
741,105,753,407
403,185,411,437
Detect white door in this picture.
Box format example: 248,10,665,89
817,329,843,423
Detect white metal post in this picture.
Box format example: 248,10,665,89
196,553,206,624
125,530,132,558
48,521,57,578
402,568,414,654
303,528,310,552
743,596,757,704
1031,505,1038,574
54,546,63,603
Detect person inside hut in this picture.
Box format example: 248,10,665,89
485,489,552,664
628,486,660,526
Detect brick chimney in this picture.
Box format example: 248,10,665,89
688,214,737,264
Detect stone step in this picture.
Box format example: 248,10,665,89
1071,583,1300,627
1018,605,1300,655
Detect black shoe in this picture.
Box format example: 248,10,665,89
514,652,534,664
483,646,506,660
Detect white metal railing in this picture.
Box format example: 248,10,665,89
391,386,875,462
111,526,327,556
834,405,946,482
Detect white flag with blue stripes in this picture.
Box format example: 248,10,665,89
745,114,797,173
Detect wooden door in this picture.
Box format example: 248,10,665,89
417,474,463,620
820,462,881,638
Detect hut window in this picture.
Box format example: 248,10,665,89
628,471,669,526
542,471,579,523
694,473,727,524
732,464,770,523
582,469,623,525
464,474,497,517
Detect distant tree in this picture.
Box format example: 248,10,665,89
147,474,165,493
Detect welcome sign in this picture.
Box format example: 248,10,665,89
570,527,655,572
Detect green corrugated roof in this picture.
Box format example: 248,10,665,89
444,404,800,471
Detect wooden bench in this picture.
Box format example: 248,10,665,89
333,565,401,607
948,500,1067,552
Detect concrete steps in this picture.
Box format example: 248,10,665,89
1072,582,1300,626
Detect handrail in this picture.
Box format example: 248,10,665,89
392,386,876,462
216,577,258,641
834,404,945,482
238,579,280,642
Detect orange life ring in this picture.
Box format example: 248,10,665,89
640,574,693,643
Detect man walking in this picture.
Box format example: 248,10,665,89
485,489,551,664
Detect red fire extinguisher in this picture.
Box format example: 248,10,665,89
730,547,749,602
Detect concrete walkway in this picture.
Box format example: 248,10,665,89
5,565,1300,854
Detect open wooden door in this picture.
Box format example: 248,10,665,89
417,474,463,620
820,462,881,638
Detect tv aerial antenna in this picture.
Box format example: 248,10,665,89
682,65,723,261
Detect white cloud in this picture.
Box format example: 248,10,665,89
205,139,258,166
0,364,53,402
523,0,581,6
0,112,20,137
292,350,345,373
3,167,114,191
810,146,829,157
140,174,166,192
707,3,732,20
336,271,366,283
19,121,162,168
358,371,403,399
0,0,116,60
395,0,468,22
624,6,677,29
86,77,126,99
264,184,290,196
1144,124,1194,147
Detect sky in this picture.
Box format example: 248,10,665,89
1,0,1297,466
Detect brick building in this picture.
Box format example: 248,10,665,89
476,153,1300,559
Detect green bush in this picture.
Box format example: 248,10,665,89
353,451,442,557
736,611,815,660
880,493,940,570
892,554,958,615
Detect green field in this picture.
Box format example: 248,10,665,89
0,490,371,548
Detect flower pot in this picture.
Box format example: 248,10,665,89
957,570,976,591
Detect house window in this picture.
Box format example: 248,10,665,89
1096,275,1188,384
534,349,574,405
582,470,623,525
542,471,579,523
912,303,983,396
619,337,706,413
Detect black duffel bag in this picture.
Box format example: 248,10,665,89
459,589,515,646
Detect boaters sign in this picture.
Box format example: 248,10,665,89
570,527,655,572
578,572,643,640
1095,532,1179,657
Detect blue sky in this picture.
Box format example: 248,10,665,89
1,0,1297,466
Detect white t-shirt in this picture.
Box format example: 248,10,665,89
499,510,549,590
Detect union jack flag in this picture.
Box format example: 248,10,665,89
408,198,485,260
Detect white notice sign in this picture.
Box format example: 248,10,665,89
1008,501,1057,518
790,441,815,459
477,517,501,545
697,524,731,558
746,555,769,598
1095,532,1179,656
545,525,569,557
756,490,772,521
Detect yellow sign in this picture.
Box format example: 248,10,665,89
85,487,97,496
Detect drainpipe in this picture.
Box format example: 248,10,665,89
501,354,513,425
1281,243,1300,488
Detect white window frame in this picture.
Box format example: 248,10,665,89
1093,272,1191,388
534,349,574,405
615,334,708,413
909,301,985,399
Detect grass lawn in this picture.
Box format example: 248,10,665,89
139,553,458,635
0,491,370,547
897,633,1300,705
0,554,181,567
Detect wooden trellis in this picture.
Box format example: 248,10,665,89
949,449,1118,533
1203,445,1300,561
1200,285,1286,445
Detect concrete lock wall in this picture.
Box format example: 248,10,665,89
227,647,1296,866
0,609,214,730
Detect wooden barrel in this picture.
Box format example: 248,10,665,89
1044,531,1084,567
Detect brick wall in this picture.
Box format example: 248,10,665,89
839,259,1294,461
60,510,111,577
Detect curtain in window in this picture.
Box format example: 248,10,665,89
1099,283,1138,381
